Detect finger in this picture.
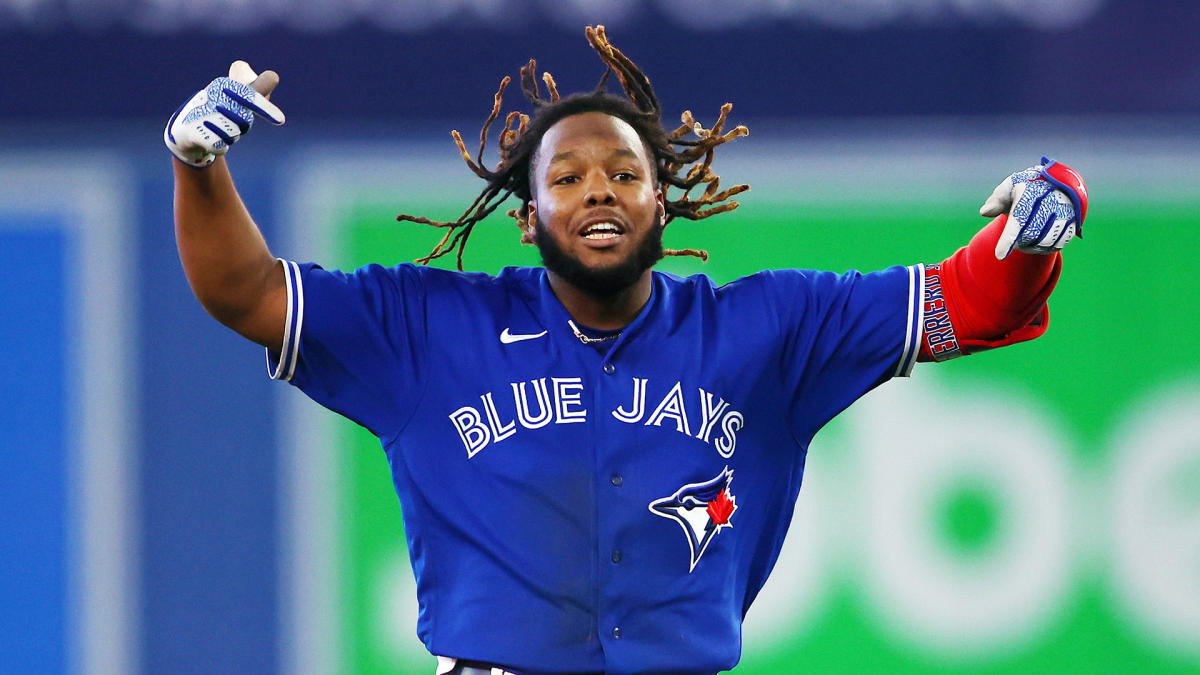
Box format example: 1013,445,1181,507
203,119,238,145
994,213,1021,260
215,104,251,134
1022,189,1052,246
979,180,1012,218
250,70,279,97
1038,215,1073,251
228,60,258,85
980,194,1006,217
178,125,225,160
225,87,286,125
1053,222,1077,250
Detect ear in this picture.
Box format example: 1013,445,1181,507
521,201,537,245
656,192,667,228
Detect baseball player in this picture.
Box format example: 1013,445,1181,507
166,27,1086,675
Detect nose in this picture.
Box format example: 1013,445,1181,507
583,172,616,206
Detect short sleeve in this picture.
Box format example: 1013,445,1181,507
759,264,924,443
266,259,429,439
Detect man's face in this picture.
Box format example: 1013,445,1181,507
528,112,665,297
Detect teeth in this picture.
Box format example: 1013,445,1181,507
583,222,621,238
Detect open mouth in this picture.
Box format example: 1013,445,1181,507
581,221,624,240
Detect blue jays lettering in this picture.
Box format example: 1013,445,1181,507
447,377,745,459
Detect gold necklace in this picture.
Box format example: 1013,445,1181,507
567,319,621,344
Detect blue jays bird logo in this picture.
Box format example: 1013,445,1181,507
649,467,738,572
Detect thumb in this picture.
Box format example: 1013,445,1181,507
228,59,258,85
993,213,1020,260
226,60,285,125
251,70,280,97
228,60,280,97
979,179,1012,218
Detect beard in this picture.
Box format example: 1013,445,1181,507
534,221,664,298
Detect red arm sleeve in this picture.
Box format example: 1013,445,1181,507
917,215,1062,362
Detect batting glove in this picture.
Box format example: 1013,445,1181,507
980,157,1088,260
164,60,285,168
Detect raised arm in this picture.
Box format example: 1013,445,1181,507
167,62,288,348
174,156,284,348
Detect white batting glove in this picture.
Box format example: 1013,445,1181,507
980,157,1089,260
164,61,285,168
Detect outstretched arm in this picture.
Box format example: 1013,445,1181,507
168,62,288,349
918,159,1087,361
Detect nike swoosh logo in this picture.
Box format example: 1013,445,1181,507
500,328,548,344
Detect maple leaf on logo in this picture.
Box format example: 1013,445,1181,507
707,490,735,525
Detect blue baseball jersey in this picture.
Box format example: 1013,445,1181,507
269,261,925,675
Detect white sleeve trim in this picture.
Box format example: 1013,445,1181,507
266,258,304,382
893,263,925,378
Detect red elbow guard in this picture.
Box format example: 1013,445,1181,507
918,215,1062,362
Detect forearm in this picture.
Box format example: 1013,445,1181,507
919,215,1061,361
947,215,1060,334
173,156,284,347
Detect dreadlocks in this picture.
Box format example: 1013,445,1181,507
397,25,749,270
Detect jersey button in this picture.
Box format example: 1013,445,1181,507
612,626,622,639
611,549,622,563
602,362,616,375
610,473,623,487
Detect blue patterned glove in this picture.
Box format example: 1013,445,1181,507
164,61,285,168
980,158,1088,260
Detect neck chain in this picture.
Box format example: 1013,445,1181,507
567,319,621,344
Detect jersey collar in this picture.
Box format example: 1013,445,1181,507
530,268,666,362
